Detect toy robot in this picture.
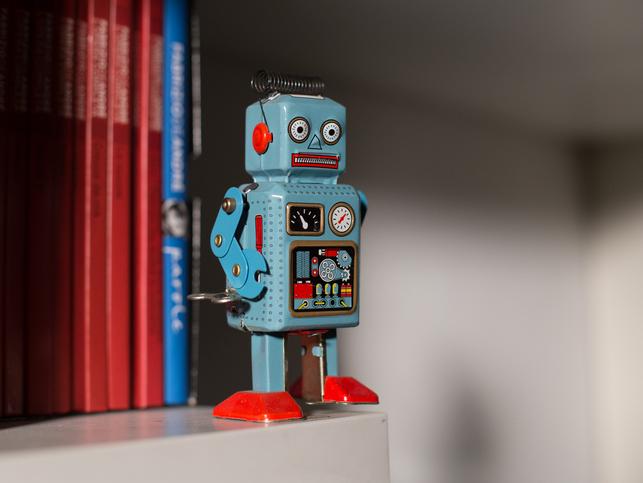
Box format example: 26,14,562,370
190,71,378,422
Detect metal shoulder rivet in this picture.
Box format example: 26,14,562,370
232,264,241,277
214,234,223,247
222,197,236,214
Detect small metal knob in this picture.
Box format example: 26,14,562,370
232,264,241,277
214,234,223,247
222,197,236,214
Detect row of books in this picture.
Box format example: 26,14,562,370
0,0,192,416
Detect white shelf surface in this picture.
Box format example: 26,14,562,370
0,406,390,483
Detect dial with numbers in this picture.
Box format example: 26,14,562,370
287,204,323,235
329,203,354,236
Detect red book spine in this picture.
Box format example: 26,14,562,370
132,0,162,408
72,0,88,411
3,1,30,417
105,0,132,410
50,0,76,414
0,0,9,418
26,0,56,415
72,0,108,413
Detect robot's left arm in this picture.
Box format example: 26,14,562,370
358,190,368,222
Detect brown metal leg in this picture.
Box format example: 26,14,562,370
300,333,326,403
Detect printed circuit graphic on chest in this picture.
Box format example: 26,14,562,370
290,242,357,316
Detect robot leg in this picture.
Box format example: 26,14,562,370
213,333,303,422
324,329,339,377
322,330,379,404
251,333,287,392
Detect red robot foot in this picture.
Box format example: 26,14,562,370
323,376,379,404
213,391,303,422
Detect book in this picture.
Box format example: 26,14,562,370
162,0,189,406
132,0,163,408
25,0,57,415
3,0,31,417
72,0,109,413
50,0,76,415
0,0,8,418
105,0,132,411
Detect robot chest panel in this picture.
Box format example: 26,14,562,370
290,241,357,317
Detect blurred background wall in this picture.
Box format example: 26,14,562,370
588,151,643,483
192,2,643,482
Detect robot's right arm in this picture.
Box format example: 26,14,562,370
210,187,267,299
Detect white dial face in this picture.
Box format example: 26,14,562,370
330,204,354,235
321,120,341,145
289,117,310,143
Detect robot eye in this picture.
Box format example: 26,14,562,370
288,117,310,143
321,120,342,145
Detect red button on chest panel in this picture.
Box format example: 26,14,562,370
294,283,313,299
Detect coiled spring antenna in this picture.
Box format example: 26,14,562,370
251,70,325,96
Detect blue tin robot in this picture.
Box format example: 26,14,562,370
192,72,378,421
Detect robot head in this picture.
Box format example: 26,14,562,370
245,94,347,184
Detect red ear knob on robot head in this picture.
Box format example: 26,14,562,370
252,122,273,154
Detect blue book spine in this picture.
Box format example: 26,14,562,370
162,0,190,405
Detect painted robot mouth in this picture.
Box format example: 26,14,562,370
291,153,339,169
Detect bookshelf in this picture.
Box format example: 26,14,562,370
7,0,643,481
0,407,390,483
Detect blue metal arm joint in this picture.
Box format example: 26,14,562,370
210,187,267,299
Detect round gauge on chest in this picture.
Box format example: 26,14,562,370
329,202,355,236
286,203,324,235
